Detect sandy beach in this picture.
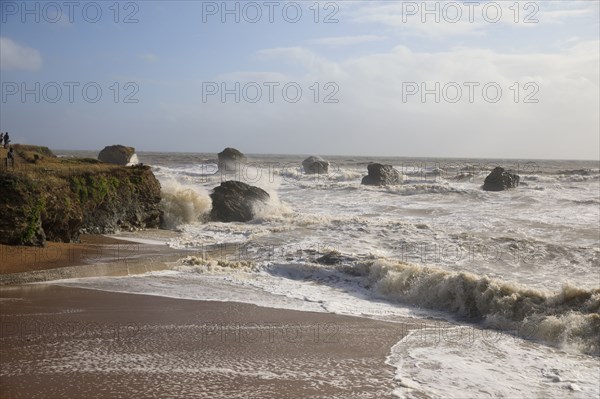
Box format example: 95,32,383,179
1,284,407,399
0,235,412,398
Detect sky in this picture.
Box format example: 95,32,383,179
0,0,599,159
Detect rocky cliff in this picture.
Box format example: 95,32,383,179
0,145,162,246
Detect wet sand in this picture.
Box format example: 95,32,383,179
0,234,194,286
0,235,144,275
0,285,408,398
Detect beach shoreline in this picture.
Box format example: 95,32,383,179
0,284,408,398
0,233,206,286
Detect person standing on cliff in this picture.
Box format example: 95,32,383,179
7,146,14,167
3,132,10,148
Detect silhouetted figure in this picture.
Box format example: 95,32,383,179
3,132,9,148
7,146,14,168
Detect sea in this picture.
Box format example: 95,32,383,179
54,151,599,398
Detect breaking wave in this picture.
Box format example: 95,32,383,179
364,259,600,355
160,180,211,228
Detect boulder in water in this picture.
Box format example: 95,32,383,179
218,147,246,171
316,250,355,265
361,163,401,186
483,167,520,191
210,181,270,222
98,145,138,166
302,156,329,174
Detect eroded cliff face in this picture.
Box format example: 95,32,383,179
0,146,162,246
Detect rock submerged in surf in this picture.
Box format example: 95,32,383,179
361,163,401,186
316,250,355,265
483,167,520,191
302,156,329,174
210,181,270,222
218,147,246,171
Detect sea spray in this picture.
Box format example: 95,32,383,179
160,180,211,228
245,171,293,220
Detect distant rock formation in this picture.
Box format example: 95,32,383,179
98,145,138,166
361,163,401,186
210,181,270,222
483,167,520,191
218,147,246,171
302,156,329,174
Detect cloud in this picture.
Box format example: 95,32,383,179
193,40,598,159
139,53,158,63
347,1,598,38
539,2,599,24
310,35,387,46
0,37,42,71
257,47,344,77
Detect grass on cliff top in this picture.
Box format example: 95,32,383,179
3,144,127,179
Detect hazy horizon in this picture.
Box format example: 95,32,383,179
50,146,600,163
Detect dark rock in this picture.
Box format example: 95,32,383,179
361,163,401,186
483,167,520,191
316,251,354,265
98,145,137,166
302,156,330,174
218,147,246,171
210,181,270,222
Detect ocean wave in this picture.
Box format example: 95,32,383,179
251,194,293,221
571,199,600,206
364,259,599,355
554,169,600,176
525,173,599,183
178,256,259,273
382,182,477,196
160,180,211,228
272,167,364,183
174,253,600,355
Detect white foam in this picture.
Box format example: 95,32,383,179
126,153,139,166
387,325,600,398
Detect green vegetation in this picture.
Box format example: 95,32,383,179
20,196,45,245
70,174,121,205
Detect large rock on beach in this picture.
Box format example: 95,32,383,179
218,147,246,171
210,181,270,222
98,145,138,166
483,167,520,191
361,163,401,186
302,156,330,174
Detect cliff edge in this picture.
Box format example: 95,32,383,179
0,145,162,246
